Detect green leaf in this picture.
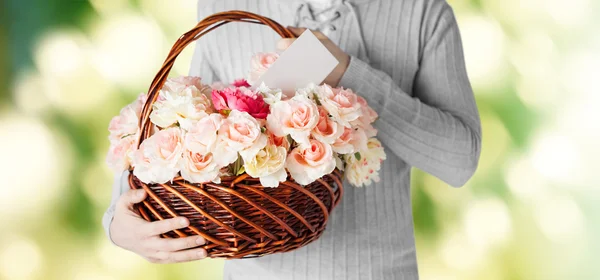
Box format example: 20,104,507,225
236,166,246,175
261,127,266,133
354,152,361,160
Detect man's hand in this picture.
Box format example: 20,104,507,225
277,26,350,87
110,189,208,264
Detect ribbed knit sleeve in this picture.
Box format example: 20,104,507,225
338,3,481,187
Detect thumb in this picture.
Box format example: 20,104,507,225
118,189,147,210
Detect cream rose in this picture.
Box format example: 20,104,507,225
311,106,344,144
184,113,223,155
244,144,288,188
315,84,362,127
179,150,222,184
266,95,319,145
132,127,184,184
213,110,266,166
331,126,368,154
285,139,336,185
344,138,386,187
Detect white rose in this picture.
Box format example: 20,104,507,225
150,76,213,129
256,82,283,105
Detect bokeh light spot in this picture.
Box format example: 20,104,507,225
0,237,43,280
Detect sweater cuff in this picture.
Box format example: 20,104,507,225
339,56,370,92
102,206,117,245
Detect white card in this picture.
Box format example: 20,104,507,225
254,30,339,93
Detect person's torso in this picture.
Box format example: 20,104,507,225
193,1,425,279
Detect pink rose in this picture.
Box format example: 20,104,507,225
106,135,137,172
311,106,344,144
356,95,378,123
232,79,251,88
213,110,267,166
266,95,319,145
350,96,378,137
179,151,222,184
248,52,279,85
331,126,368,154
211,87,270,119
184,113,223,155
285,139,336,185
132,127,184,184
316,85,362,127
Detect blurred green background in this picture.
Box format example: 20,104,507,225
1,0,599,279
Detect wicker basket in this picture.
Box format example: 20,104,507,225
128,10,344,259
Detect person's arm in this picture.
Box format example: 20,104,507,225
102,171,129,243
338,5,481,187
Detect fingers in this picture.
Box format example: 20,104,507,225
152,248,208,263
278,27,328,51
142,217,190,236
287,26,327,39
147,235,206,252
276,38,296,51
117,189,147,210
287,26,306,36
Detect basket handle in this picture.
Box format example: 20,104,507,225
137,10,296,146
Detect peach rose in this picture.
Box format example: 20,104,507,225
179,150,222,184
248,52,279,85
331,126,368,154
266,95,319,145
184,113,223,155
106,135,137,172
285,139,336,185
213,110,267,166
267,131,290,151
244,144,288,188
132,127,184,184
311,106,344,144
315,84,362,127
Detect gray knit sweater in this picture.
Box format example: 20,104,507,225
103,0,481,279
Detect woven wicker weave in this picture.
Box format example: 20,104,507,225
128,10,344,259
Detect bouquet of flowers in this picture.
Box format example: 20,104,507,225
106,53,386,188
